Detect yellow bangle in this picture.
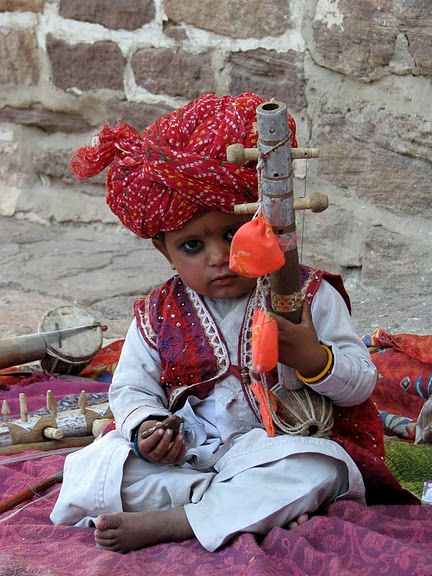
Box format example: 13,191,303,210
296,344,333,384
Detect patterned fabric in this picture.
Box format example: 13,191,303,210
134,276,231,411
363,329,432,441
69,92,298,239
1,339,426,576
368,328,432,364
0,454,431,576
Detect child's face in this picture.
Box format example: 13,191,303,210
153,211,258,299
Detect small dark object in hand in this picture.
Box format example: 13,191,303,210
141,415,183,440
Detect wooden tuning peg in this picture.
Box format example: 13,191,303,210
1,400,10,422
46,390,58,418
19,393,28,422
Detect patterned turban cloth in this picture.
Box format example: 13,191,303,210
70,92,297,239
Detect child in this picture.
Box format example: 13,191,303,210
50,92,409,553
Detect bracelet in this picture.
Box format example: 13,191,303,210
132,426,147,461
296,344,333,384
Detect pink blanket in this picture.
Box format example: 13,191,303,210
1,340,432,575
1,451,431,576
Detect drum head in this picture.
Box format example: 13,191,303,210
38,306,103,363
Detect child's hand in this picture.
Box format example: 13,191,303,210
136,419,186,465
274,301,329,379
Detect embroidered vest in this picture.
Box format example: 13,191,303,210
134,268,415,505
134,270,383,453
134,266,346,410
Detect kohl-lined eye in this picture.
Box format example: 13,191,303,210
182,239,203,253
225,228,240,242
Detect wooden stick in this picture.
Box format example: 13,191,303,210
0,471,63,514
92,417,113,438
0,435,94,456
226,143,319,165
0,334,47,371
234,192,329,215
256,100,302,323
43,426,64,440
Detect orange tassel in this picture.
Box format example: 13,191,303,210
250,379,277,437
252,308,278,373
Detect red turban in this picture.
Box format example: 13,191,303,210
70,92,297,239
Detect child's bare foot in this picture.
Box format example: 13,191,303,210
94,507,194,553
287,513,309,529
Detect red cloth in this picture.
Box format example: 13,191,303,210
369,328,432,364
367,329,432,441
70,92,298,238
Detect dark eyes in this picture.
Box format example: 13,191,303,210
225,228,239,242
180,228,239,254
182,239,202,253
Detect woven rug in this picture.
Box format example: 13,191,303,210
385,439,432,499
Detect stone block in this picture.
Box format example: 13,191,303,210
0,0,44,12
0,218,172,338
163,23,188,43
59,0,155,31
362,225,430,296
0,29,39,85
47,36,125,91
397,1,432,76
405,31,432,76
32,148,79,184
299,204,366,274
103,100,174,132
0,126,29,216
131,48,215,99
0,131,25,186
229,49,305,112
164,0,291,39
15,182,113,224
316,108,432,218
312,0,398,80
0,106,91,133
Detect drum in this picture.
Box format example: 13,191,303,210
38,306,104,375
271,383,334,437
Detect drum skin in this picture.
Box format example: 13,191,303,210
38,306,103,375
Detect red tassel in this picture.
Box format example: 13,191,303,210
252,308,278,373
250,379,277,437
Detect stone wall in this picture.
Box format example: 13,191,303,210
1,0,431,334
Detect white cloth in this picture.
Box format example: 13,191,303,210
50,280,376,551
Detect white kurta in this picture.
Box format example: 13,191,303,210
51,280,376,551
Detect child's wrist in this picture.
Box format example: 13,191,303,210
132,426,148,460
296,344,333,384
132,416,169,460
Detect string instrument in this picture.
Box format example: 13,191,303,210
0,471,64,515
227,100,333,437
0,306,106,374
0,306,111,455
0,388,113,455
